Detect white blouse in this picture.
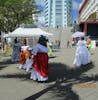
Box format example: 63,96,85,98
21,46,29,51
32,44,49,55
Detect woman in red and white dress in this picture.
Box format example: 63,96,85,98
30,35,49,82
19,38,30,70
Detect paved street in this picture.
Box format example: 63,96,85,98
0,28,98,100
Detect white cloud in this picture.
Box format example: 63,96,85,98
73,1,79,10
38,16,45,23
36,0,45,26
36,0,44,6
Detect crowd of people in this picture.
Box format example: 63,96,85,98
11,35,50,82
10,33,93,83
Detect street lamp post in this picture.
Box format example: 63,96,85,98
58,26,61,49
0,32,4,61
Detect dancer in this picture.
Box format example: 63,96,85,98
30,35,49,82
73,36,91,68
11,38,21,62
25,47,33,72
67,40,71,48
46,39,53,57
19,38,30,70
87,36,91,50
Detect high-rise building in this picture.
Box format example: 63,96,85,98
44,0,72,28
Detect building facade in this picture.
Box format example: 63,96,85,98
78,0,98,37
79,0,98,22
44,0,72,28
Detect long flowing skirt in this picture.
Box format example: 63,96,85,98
12,51,20,62
73,46,91,67
30,53,49,81
20,50,30,64
19,50,31,69
30,68,48,81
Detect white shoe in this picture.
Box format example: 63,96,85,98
23,64,26,69
30,76,33,80
19,64,24,69
26,68,30,72
30,76,36,80
30,76,37,81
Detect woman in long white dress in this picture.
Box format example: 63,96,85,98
73,36,91,68
30,35,49,82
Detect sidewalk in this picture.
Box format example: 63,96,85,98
0,47,98,100
0,27,98,100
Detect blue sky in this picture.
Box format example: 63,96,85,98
73,0,83,20
36,0,83,24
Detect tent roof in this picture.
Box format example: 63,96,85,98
72,31,85,38
8,27,53,37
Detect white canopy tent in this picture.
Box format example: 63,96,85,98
7,27,54,49
8,27,53,37
72,31,85,38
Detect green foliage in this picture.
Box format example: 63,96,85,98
0,0,39,32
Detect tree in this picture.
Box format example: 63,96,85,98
0,0,40,32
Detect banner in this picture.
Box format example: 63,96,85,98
91,40,96,49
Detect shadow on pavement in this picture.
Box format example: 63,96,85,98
48,62,94,82
0,61,98,100
0,58,19,71
0,66,8,70
24,83,79,100
0,73,30,80
0,58,19,65
0,59,12,70
24,62,98,100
